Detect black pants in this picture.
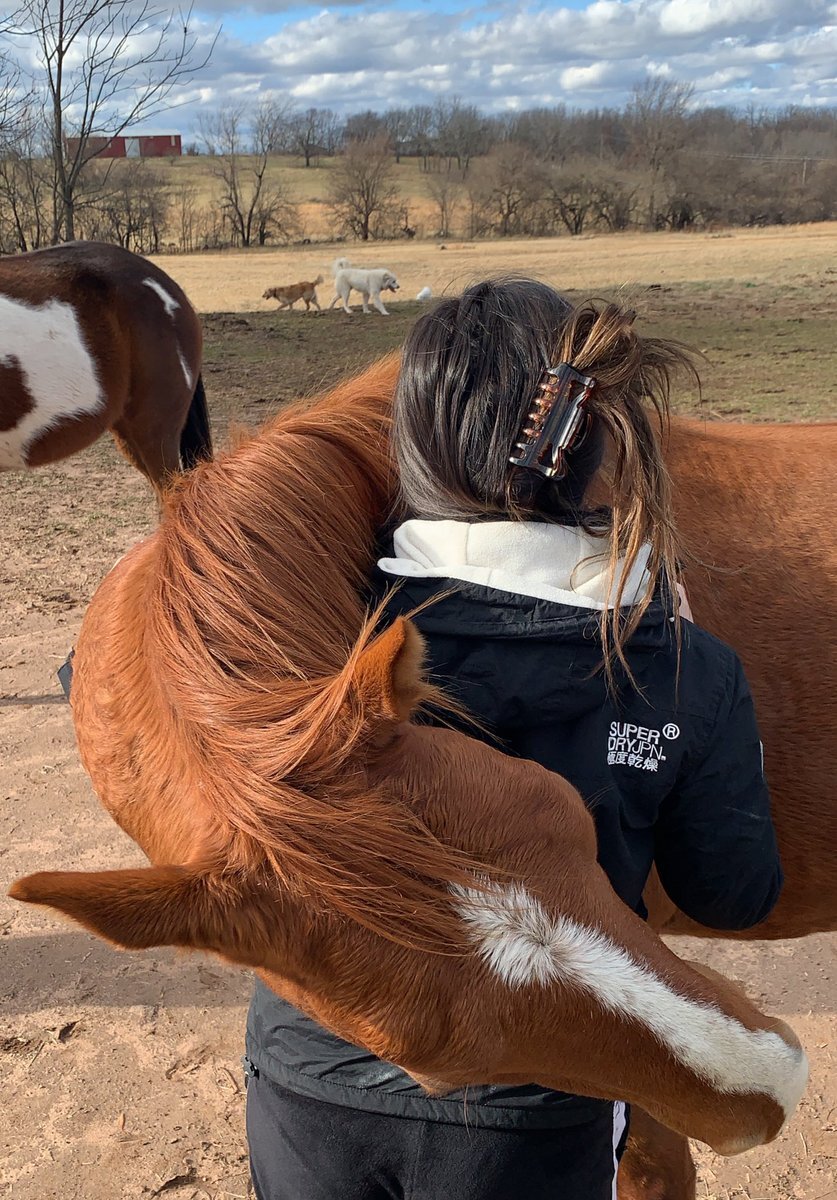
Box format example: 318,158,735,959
247,1076,629,1200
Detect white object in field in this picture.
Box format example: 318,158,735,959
416,286,432,301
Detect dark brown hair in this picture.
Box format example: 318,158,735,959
393,277,699,682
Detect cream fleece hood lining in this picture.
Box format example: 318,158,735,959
377,520,652,612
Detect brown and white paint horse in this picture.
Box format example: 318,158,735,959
10,357,812,1163
0,242,210,495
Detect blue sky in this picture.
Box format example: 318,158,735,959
221,0,491,42
217,0,594,40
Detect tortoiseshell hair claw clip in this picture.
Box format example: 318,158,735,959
509,363,597,480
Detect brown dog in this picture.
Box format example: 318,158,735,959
262,275,324,312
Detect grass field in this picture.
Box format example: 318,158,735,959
1,229,836,1200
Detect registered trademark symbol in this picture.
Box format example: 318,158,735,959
663,723,680,740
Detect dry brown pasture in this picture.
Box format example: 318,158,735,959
1,228,835,1200
155,221,837,308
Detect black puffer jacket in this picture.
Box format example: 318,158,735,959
246,573,782,1128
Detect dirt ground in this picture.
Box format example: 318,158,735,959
1,237,836,1199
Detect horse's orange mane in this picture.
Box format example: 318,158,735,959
148,356,476,948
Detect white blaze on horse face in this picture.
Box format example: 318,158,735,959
0,296,104,470
142,278,180,318
452,881,808,1125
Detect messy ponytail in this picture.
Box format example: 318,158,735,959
393,278,700,687
550,301,698,684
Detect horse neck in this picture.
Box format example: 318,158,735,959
667,418,836,616
72,540,218,863
67,574,808,1155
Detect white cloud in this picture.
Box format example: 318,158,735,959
3,0,836,129
559,62,617,91
658,0,825,37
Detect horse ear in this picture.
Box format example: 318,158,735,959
353,617,427,723
8,867,274,965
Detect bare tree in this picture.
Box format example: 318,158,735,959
546,165,597,236
0,45,34,145
172,182,198,252
8,0,216,242
800,160,837,223
194,202,230,251
426,170,462,237
81,157,169,252
199,102,298,248
467,144,546,237
626,78,693,229
406,104,435,170
505,106,574,164
0,106,51,250
288,106,339,167
434,98,489,171
327,137,400,241
383,108,412,163
343,109,389,145
589,170,640,232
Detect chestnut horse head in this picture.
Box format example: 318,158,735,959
10,356,807,1156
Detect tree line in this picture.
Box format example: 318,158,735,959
0,0,835,254
307,85,837,240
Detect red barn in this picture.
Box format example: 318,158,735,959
66,135,126,159
128,133,182,158
66,132,182,160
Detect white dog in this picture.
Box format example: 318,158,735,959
329,258,399,316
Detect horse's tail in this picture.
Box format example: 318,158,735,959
180,374,213,470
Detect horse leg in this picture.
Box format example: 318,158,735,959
618,1110,696,1200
